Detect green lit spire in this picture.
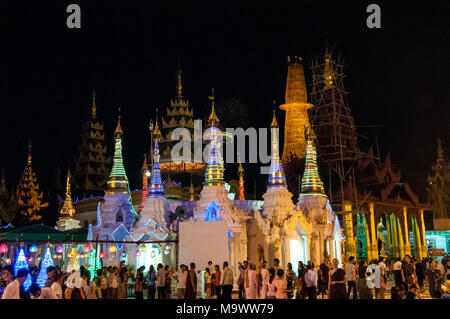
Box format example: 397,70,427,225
106,115,129,194
300,134,326,197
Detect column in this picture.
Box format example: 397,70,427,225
403,207,411,256
391,214,399,257
364,213,372,261
411,215,422,259
386,214,392,247
397,217,404,259
343,201,356,258
419,209,427,258
369,203,378,260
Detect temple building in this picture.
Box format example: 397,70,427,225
73,89,111,199
15,142,49,224
155,68,206,201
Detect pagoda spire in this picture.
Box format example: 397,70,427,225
176,67,183,99
59,167,76,219
106,114,129,194
300,134,326,197
204,88,224,186
91,87,97,119
148,113,164,198
238,162,245,200
268,110,287,189
27,141,32,166
437,137,444,162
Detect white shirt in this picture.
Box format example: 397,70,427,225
1,279,20,299
304,270,318,287
366,272,376,289
393,261,402,271
173,270,187,289
346,263,356,281
367,264,381,288
157,269,166,287
51,282,62,299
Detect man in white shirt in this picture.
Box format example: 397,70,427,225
2,269,29,299
220,261,234,299
304,263,318,299
346,256,357,299
393,258,403,286
156,263,167,299
109,267,119,299
172,264,187,299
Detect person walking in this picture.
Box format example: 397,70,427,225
156,263,167,299
346,256,358,299
147,265,156,299
221,261,234,299
204,267,212,298
214,264,222,299
165,265,172,298
304,263,318,299
328,258,347,299
393,258,403,287
285,262,295,299
109,267,119,299
237,265,245,299
367,259,383,299
259,262,269,299
185,263,197,299
266,268,276,299
100,268,108,299
118,267,128,299
425,259,444,298
173,264,187,299
273,269,288,299
296,261,306,299
401,255,415,292
44,266,63,299
246,263,259,299
357,260,372,299
415,258,426,291
135,268,144,300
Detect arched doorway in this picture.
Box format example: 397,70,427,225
289,224,308,276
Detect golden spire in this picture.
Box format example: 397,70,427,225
152,109,161,141
60,167,76,219
207,88,219,127
27,141,32,166
92,87,97,118
189,180,195,201
114,110,123,139
176,68,183,99
270,108,278,128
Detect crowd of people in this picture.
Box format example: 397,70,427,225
1,254,449,299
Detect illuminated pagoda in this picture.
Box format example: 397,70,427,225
138,154,149,213
16,142,49,224
157,67,206,200
89,115,138,263
195,89,233,221
55,168,81,231
132,115,171,237
73,89,111,198
300,134,326,198
280,57,314,196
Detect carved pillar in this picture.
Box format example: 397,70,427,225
386,214,392,247
402,207,411,256
411,215,422,259
343,201,356,258
396,217,404,259
369,203,378,260
419,209,427,258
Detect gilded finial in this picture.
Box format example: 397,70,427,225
176,67,183,99
208,88,219,126
152,108,161,141
92,87,97,119
270,108,278,128
27,141,32,166
114,108,123,138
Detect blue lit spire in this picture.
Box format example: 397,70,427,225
268,110,287,189
148,115,164,198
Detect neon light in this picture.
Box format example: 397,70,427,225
14,248,32,291
36,248,54,288
300,137,326,197
204,201,221,221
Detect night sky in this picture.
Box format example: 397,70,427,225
1,1,449,203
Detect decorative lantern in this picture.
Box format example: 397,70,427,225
84,243,92,253
151,251,156,258
140,245,147,253
99,251,105,259
109,244,117,253
57,254,62,260
136,250,141,257
76,253,81,258
80,253,84,258
56,244,64,253
29,244,38,253
53,254,58,259
0,243,8,254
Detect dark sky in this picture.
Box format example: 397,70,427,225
1,1,449,201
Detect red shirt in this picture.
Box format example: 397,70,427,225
215,270,221,286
